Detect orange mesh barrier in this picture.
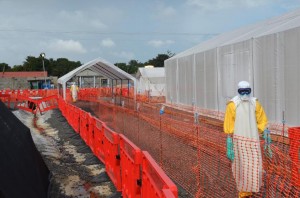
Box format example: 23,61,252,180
73,97,300,198
289,127,300,188
0,93,11,108
59,98,178,197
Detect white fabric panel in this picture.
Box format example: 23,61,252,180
137,68,165,78
204,49,218,110
195,52,205,108
177,55,194,105
170,8,300,60
253,35,281,123
218,40,253,112
136,67,166,96
165,58,177,103
164,9,300,126
282,28,300,125
194,49,218,110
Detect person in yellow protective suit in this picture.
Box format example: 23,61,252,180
70,82,79,102
224,81,268,198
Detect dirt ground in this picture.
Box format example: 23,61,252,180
13,109,119,198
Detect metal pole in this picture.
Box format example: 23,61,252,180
42,58,47,88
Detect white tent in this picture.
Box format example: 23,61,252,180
165,8,300,126
58,58,137,100
136,67,166,97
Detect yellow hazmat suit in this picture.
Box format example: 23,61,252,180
224,82,268,198
70,83,79,102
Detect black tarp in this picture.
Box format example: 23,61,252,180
0,101,49,198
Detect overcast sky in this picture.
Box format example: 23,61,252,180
1,0,300,66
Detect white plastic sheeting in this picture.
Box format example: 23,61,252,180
136,67,166,96
165,9,300,126
58,58,137,100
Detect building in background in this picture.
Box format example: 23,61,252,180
0,71,57,89
136,67,165,97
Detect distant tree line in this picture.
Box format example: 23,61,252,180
0,51,175,77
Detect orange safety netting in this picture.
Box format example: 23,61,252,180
69,88,300,197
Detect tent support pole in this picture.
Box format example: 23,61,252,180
111,79,114,103
127,80,130,108
120,79,123,106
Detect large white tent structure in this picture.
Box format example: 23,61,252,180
165,9,300,126
58,58,137,100
136,67,166,97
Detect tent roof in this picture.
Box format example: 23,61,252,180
169,8,300,60
136,67,165,79
58,58,136,84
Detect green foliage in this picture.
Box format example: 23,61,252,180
0,63,11,72
114,51,175,74
145,52,173,67
1,51,175,76
114,62,127,72
11,65,24,71
6,56,82,77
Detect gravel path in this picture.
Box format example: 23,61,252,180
13,109,119,198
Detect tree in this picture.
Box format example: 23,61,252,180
11,65,24,71
127,60,142,74
115,60,142,74
145,51,175,67
115,62,127,72
23,56,43,71
49,58,81,77
0,63,11,72
3,56,81,77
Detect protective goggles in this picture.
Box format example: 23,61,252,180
238,88,251,95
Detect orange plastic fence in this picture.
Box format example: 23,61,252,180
0,93,11,108
119,134,142,197
103,126,122,191
74,95,300,198
78,87,165,103
94,118,105,163
141,151,178,198
80,110,89,144
57,98,178,197
289,127,300,188
88,115,96,153
37,95,58,113
0,89,59,114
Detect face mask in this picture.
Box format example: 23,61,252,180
240,94,250,101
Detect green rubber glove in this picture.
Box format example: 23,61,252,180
263,128,272,158
226,136,234,161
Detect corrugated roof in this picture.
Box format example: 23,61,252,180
0,71,47,78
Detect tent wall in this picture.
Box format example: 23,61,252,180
165,27,300,126
282,28,300,125
165,58,177,103
136,68,166,97
195,49,218,110
217,40,253,111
